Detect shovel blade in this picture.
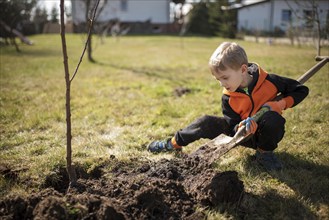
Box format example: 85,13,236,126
188,131,248,165
213,134,234,145
189,134,234,158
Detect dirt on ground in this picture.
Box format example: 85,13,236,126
0,148,244,220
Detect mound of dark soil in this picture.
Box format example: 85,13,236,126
1,151,244,219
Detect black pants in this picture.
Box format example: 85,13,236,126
174,111,286,151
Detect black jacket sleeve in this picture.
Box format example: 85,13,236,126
222,94,241,136
267,74,309,107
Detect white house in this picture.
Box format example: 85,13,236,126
71,0,172,33
227,0,329,33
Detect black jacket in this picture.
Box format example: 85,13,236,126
221,63,309,135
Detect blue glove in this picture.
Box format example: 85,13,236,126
238,117,258,136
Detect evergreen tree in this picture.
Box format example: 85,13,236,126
50,4,59,23
187,2,211,35
219,4,237,38
187,0,236,37
0,0,37,28
208,0,222,35
33,6,48,33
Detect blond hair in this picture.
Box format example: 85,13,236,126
209,42,248,73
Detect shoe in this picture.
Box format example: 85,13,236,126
147,138,177,153
255,150,282,171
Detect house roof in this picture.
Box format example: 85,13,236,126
221,0,270,10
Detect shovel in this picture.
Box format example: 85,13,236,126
189,56,328,164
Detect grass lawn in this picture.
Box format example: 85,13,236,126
1,34,328,219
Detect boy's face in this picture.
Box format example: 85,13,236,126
212,65,247,92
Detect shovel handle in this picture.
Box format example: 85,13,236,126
251,56,328,122
251,106,270,122
297,56,328,84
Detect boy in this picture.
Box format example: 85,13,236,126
147,42,309,171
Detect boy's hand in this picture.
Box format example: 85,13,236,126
263,99,286,114
238,117,258,136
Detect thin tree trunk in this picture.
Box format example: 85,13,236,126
87,33,94,62
85,0,94,62
314,4,321,56
60,0,100,189
60,0,77,186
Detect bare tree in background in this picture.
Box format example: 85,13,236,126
285,0,325,55
310,1,322,56
81,0,108,62
172,1,192,49
60,0,100,188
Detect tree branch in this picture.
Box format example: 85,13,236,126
70,0,101,83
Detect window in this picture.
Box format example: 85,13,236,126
303,10,313,20
281,9,292,23
303,10,313,27
121,0,128,12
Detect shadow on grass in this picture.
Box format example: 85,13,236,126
3,46,62,57
93,60,190,83
275,152,329,204
239,189,318,219
241,152,329,218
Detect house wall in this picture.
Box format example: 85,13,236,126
238,0,329,32
72,0,170,24
272,0,329,31
238,1,271,32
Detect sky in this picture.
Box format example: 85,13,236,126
39,0,71,13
